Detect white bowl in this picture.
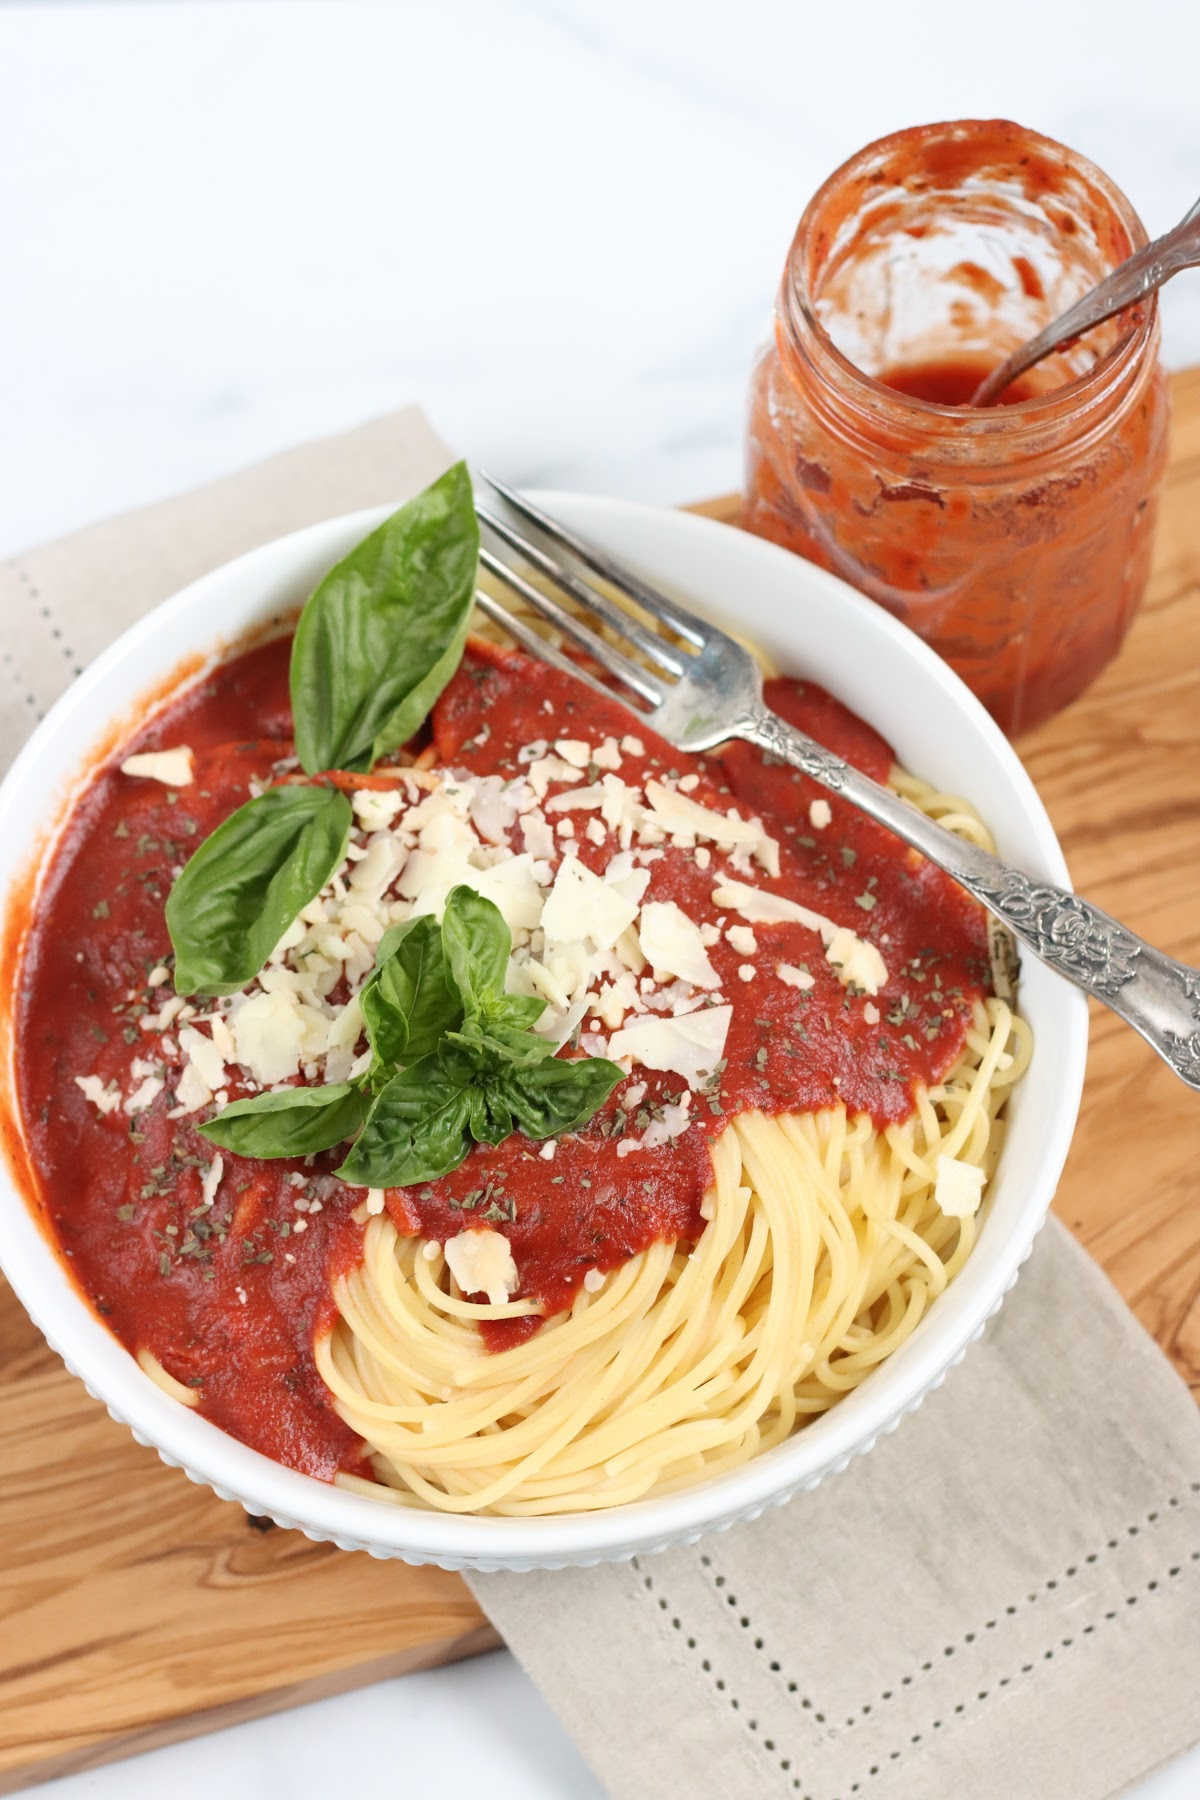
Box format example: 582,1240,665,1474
0,493,1087,1570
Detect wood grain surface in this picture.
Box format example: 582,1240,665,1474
2,369,1198,1790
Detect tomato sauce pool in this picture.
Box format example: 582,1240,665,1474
880,358,1039,409
15,637,992,1478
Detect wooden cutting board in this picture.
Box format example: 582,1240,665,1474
3,369,1199,1792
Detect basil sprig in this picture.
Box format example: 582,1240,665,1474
167,785,352,997
168,462,479,998
290,461,479,775
359,914,462,1073
198,887,625,1186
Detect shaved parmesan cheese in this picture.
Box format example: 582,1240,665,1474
140,994,185,1032
726,925,757,955
715,880,887,995
934,1155,986,1218
522,956,574,1012
468,854,546,934
526,755,585,799
541,939,596,1002
445,1228,519,1305
466,774,520,844
200,1155,224,1207
75,1075,121,1115
125,1074,164,1113
520,810,556,861
232,990,315,1086
170,1059,213,1115
555,738,591,768
589,970,642,1029
825,927,888,996
778,962,814,991
349,834,407,902
592,737,622,770
620,734,644,756
605,852,650,899
120,746,194,787
608,1005,731,1089
178,1024,226,1093
543,784,600,820
353,788,405,832
541,856,638,952
809,798,833,830
644,780,778,875
612,923,646,975
638,900,720,989
638,1091,692,1149
712,878,837,940
598,773,642,839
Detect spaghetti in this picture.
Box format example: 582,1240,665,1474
318,772,1030,1516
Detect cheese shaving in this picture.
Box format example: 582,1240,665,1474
120,746,194,787
934,1155,986,1218
444,1229,519,1305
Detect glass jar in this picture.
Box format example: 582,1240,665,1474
744,119,1169,736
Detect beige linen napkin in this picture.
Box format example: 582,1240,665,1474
470,1227,1200,1800
4,408,1198,1800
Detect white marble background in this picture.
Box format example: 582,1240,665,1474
3,2,1198,1795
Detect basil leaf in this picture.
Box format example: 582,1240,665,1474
336,1053,474,1188
466,1084,514,1147
360,914,461,1069
486,992,548,1032
498,1055,625,1140
446,1017,555,1069
290,462,479,774
198,1083,368,1157
167,784,352,997
441,884,511,1013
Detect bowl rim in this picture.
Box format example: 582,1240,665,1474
0,489,1088,1569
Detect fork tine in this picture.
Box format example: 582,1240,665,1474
479,546,665,706
476,501,690,678
472,589,651,715
477,469,708,649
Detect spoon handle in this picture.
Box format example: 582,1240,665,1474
971,196,1200,406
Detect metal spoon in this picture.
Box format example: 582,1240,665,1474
971,196,1200,407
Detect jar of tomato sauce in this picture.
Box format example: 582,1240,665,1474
744,119,1169,735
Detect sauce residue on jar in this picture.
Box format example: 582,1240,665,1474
744,119,1169,737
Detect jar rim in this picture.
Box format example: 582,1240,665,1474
781,117,1157,436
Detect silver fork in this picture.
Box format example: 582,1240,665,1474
473,471,1200,1093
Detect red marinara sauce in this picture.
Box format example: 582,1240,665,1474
744,120,1169,736
15,637,992,1474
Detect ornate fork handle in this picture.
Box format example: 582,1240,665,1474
743,707,1200,1090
